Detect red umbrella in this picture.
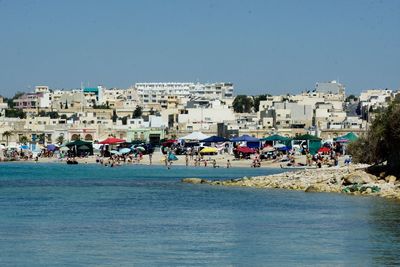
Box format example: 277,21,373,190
98,137,126,144
236,146,255,154
162,140,177,147
318,147,330,153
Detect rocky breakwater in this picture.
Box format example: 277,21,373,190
182,167,400,200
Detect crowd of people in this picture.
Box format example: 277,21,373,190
0,140,353,170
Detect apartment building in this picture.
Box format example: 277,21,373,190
135,82,234,108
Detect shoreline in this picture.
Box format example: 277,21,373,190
182,166,400,201
0,151,289,169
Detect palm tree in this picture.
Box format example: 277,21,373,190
19,135,29,145
38,133,45,144
56,135,65,145
2,131,12,146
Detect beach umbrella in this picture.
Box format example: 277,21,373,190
162,140,177,146
236,146,255,154
133,146,146,152
110,150,121,155
98,137,126,145
119,148,131,154
20,145,30,150
262,146,275,152
59,146,70,152
318,147,330,153
200,147,218,154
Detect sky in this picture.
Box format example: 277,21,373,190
0,0,399,97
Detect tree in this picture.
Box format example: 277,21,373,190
232,95,253,113
38,133,45,144
121,116,128,125
2,131,12,146
112,109,118,122
47,111,59,119
346,94,357,102
133,106,143,118
253,94,271,112
38,110,60,118
19,135,29,144
348,98,400,176
56,135,65,145
5,109,26,119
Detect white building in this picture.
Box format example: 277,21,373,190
315,80,345,95
135,82,234,108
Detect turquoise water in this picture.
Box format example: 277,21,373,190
0,163,400,266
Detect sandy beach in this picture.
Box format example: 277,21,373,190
19,150,292,169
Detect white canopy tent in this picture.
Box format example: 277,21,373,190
179,132,210,141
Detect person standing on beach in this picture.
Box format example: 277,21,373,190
149,152,153,165
227,159,231,168
185,153,189,167
306,150,312,166
164,151,168,167
212,159,217,168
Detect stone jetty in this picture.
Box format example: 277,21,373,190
182,166,400,200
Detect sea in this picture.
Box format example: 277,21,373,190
0,163,399,266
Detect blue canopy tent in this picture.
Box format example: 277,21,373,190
201,136,229,143
20,145,30,150
230,135,260,148
47,144,57,151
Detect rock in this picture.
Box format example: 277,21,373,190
365,188,372,194
305,185,320,193
343,171,377,185
182,178,206,184
385,175,397,184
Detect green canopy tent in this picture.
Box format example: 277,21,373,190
292,134,322,154
66,140,94,156
334,132,358,143
260,134,292,147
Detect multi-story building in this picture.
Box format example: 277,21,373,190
0,97,8,116
135,82,234,108
315,80,345,95
13,93,40,109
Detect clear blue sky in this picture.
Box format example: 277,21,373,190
0,0,399,97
